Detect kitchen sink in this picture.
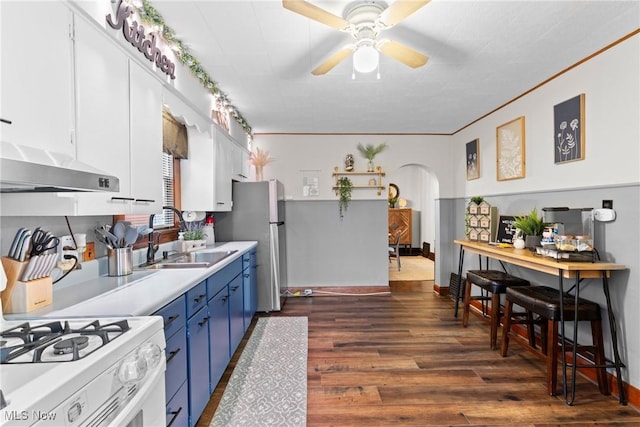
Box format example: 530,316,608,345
140,250,238,270
144,262,212,269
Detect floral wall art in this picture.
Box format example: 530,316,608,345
496,116,525,181
554,93,585,163
466,139,479,180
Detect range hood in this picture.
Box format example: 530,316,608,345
0,141,120,193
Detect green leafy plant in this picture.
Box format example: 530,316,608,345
356,143,387,161
336,177,353,219
470,196,484,204
513,208,547,236
183,222,206,240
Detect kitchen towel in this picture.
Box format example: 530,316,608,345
211,316,308,427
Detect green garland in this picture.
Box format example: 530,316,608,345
139,1,252,136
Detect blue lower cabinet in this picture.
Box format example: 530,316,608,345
208,287,230,392
187,305,211,427
165,327,187,404
242,250,257,332
166,381,189,427
228,274,244,355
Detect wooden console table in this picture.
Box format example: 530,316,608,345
453,239,627,405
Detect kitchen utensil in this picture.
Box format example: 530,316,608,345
30,231,59,257
8,228,27,259
94,228,113,249
124,226,139,247
17,233,31,262
20,256,38,281
112,222,126,246
136,225,153,237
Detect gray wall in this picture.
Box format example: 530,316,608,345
437,184,640,375
285,199,389,287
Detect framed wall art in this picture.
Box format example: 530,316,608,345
554,93,585,163
465,139,479,180
496,116,525,181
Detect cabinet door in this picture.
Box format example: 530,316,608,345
228,274,244,355
242,251,256,332
186,306,210,427
164,326,187,404
214,128,233,211
166,381,189,427
74,16,131,214
230,142,250,182
208,287,230,391
0,2,73,156
180,126,215,211
129,60,163,214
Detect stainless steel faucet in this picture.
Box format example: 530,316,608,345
147,214,159,264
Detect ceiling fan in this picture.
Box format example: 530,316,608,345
283,0,430,76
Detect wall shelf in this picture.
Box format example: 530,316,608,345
332,166,386,196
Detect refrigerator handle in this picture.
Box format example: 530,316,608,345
270,221,285,226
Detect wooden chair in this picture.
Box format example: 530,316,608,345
388,227,403,271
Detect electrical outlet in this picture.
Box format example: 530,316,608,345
83,242,95,261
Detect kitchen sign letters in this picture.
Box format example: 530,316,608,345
106,0,176,80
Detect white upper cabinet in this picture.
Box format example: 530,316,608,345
181,125,233,212
214,128,233,210
230,142,250,182
129,60,163,214
0,2,74,155
73,15,132,215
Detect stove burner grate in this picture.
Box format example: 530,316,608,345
54,336,90,355
0,319,130,364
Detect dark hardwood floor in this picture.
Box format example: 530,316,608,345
197,281,640,426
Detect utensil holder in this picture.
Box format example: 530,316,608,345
1,257,53,313
108,247,133,276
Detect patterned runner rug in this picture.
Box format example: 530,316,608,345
210,316,308,427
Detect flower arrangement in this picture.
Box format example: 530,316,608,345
249,147,273,166
183,222,206,241
249,147,273,181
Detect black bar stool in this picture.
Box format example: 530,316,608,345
501,285,609,397
462,270,530,349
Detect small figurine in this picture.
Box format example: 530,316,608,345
344,154,354,171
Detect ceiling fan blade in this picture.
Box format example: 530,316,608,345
378,40,428,68
378,0,431,27
312,47,354,75
283,0,350,30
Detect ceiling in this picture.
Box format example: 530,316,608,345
150,1,639,135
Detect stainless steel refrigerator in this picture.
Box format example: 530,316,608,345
214,180,287,312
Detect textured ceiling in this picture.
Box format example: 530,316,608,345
150,0,639,134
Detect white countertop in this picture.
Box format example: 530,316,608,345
5,241,257,319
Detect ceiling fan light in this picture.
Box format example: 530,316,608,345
353,45,379,73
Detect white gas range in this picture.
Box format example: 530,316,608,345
0,266,166,426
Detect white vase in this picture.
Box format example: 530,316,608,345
513,238,526,249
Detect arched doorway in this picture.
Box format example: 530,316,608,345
387,163,440,259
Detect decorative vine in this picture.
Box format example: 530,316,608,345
138,0,252,136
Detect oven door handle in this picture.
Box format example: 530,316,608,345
167,406,183,427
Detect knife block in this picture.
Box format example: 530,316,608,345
1,257,53,313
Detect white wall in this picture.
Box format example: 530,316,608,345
451,35,640,196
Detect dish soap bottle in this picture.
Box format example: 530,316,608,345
204,215,215,246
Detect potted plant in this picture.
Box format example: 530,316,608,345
336,177,353,219
179,222,207,252
513,208,547,248
357,143,387,172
